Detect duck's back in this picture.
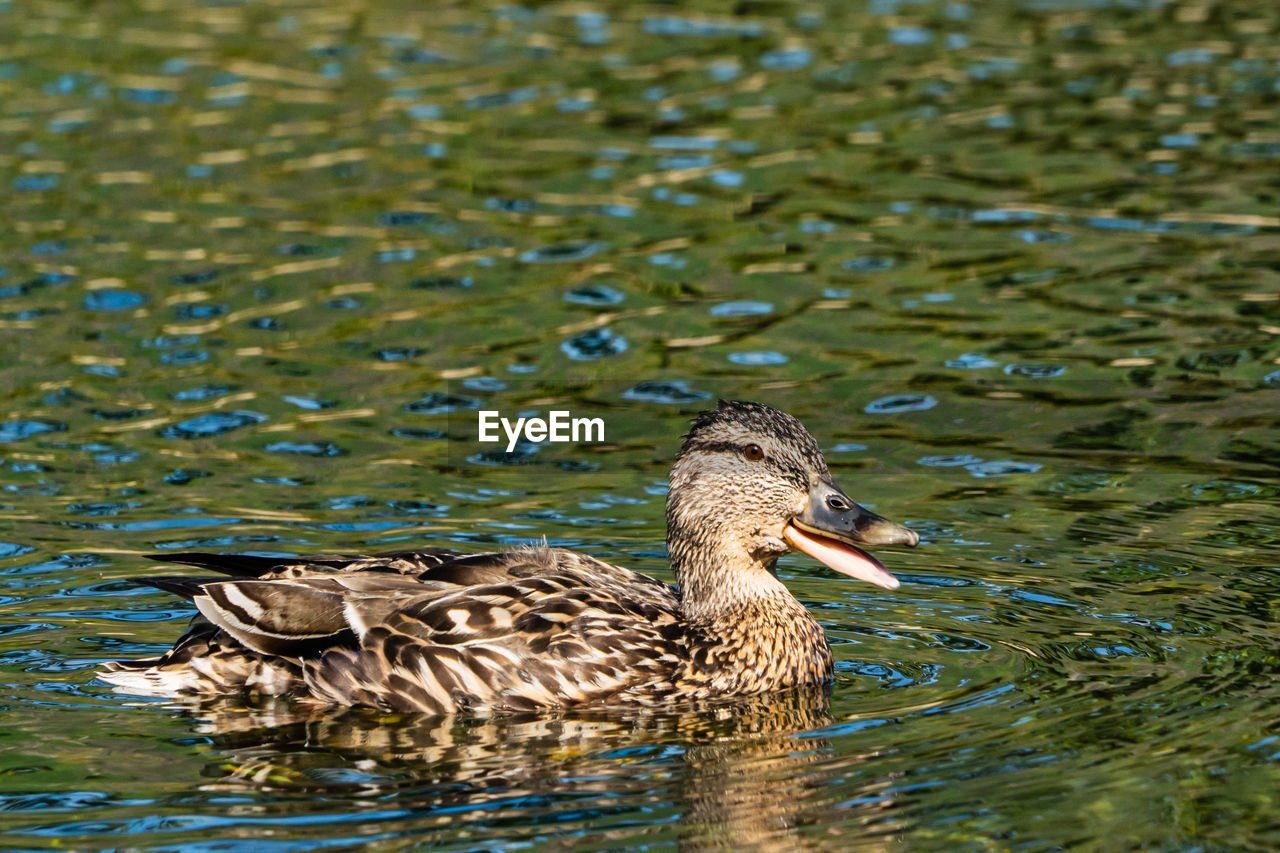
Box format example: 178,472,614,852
101,546,691,713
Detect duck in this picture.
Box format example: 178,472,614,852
101,400,919,713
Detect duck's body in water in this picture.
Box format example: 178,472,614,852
101,401,918,713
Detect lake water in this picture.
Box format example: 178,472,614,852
2,0,1278,849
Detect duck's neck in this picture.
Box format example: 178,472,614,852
673,547,787,623
669,538,833,692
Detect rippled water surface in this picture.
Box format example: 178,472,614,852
2,0,1279,849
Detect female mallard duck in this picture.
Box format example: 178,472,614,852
102,400,918,712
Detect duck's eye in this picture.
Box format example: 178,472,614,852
743,443,765,461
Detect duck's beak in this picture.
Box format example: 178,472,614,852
783,480,918,590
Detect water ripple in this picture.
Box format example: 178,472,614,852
560,328,627,361
0,421,66,443
621,381,712,404
710,301,773,317
864,394,938,414
159,411,268,440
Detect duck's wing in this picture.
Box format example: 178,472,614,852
301,548,688,713
106,546,689,713
101,548,469,697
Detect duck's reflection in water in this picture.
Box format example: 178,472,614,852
176,688,895,850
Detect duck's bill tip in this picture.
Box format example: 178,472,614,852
783,523,901,590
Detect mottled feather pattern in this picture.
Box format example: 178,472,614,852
300,548,692,713
105,546,699,712
102,615,308,697
102,401,911,715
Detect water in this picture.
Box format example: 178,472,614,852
2,0,1279,848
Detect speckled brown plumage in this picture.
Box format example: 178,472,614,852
101,401,915,713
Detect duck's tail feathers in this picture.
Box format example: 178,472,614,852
98,662,208,696
144,552,299,578
128,575,223,600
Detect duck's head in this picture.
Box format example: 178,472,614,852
667,400,917,608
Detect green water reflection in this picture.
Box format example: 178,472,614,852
1,0,1278,849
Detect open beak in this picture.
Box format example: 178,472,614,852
783,480,918,590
